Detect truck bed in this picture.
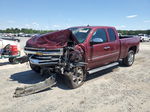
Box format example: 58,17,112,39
119,36,140,59
119,35,135,39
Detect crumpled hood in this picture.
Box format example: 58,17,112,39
26,29,79,49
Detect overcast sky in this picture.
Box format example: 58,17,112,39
0,0,150,30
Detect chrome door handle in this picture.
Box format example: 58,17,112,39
104,46,110,50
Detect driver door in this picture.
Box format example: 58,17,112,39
87,28,111,69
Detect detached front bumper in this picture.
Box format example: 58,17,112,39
24,47,63,65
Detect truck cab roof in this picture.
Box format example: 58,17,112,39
69,26,116,29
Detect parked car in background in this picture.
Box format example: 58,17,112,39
149,35,150,39
0,39,20,63
139,34,150,42
1,37,20,42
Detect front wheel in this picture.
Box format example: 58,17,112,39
122,50,135,66
64,67,86,89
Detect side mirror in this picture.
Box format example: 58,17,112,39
90,38,104,45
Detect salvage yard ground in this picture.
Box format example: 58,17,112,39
0,42,150,112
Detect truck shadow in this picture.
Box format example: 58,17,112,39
0,61,20,66
10,65,120,95
0,62,10,66
86,65,119,81
57,65,119,90
10,70,48,84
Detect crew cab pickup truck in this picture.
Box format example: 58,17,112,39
24,26,140,88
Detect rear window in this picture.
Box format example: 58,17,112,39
108,28,116,41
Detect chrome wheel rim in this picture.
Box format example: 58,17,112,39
72,67,84,85
128,52,134,65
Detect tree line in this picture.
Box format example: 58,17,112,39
118,30,150,35
0,28,150,35
0,28,54,34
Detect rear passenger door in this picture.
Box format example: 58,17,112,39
106,28,120,62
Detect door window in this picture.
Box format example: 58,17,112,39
91,29,107,44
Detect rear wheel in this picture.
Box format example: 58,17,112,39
122,50,135,66
30,63,41,73
142,39,145,42
65,67,86,89
9,57,19,64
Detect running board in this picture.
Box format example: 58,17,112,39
88,62,119,74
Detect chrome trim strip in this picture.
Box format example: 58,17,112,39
25,47,63,51
24,50,63,56
25,47,46,50
35,57,59,61
35,56,52,59
29,58,58,65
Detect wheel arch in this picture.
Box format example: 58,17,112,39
128,46,137,54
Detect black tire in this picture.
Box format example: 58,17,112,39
9,57,19,64
122,50,135,66
65,67,86,89
16,39,20,42
30,63,41,73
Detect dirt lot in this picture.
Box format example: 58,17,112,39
0,42,150,112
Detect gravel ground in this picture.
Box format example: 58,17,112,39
0,42,150,112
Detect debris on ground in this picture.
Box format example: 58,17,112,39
14,75,56,97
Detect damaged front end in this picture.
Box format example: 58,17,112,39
14,29,87,97
23,41,86,76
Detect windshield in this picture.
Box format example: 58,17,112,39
69,28,91,43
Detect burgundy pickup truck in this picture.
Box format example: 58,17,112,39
24,26,140,88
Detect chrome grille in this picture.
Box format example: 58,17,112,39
24,47,63,65
24,47,63,56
